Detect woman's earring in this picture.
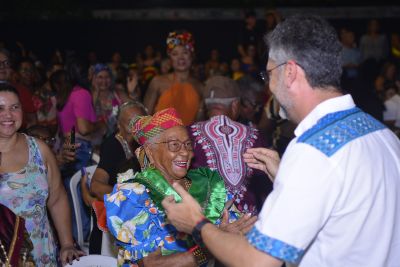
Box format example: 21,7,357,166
148,162,155,169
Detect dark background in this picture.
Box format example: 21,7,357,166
2,1,400,64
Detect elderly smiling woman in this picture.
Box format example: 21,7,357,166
104,108,251,267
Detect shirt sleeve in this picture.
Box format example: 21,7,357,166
71,89,97,122
105,182,165,261
246,142,342,263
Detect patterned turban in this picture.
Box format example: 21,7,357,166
130,108,183,146
166,30,195,54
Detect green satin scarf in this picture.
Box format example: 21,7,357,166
133,167,226,223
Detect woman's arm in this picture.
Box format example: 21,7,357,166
38,140,84,265
76,117,96,136
90,168,113,200
81,173,97,206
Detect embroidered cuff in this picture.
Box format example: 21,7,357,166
246,226,304,263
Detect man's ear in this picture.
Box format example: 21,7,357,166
284,60,298,88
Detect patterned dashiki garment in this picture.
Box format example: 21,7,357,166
189,115,273,214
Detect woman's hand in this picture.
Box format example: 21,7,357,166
60,244,85,266
81,173,97,206
219,210,257,235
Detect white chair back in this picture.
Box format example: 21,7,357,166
91,152,100,164
69,165,97,251
101,231,118,257
69,255,117,267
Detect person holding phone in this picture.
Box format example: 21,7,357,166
50,58,105,243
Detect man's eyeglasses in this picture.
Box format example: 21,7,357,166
154,140,193,152
260,61,304,85
0,60,11,69
259,62,287,85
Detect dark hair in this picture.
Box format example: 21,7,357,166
0,82,19,98
0,48,11,59
25,124,51,136
50,70,73,111
245,10,256,19
237,75,264,95
17,57,34,69
265,15,343,89
65,57,88,88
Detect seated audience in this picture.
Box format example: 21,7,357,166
86,101,147,254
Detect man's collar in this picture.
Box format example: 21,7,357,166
294,94,356,137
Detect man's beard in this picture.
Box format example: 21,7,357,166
274,73,293,121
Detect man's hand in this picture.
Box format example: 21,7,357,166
219,210,257,235
243,147,280,181
162,183,204,234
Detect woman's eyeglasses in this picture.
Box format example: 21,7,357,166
154,140,193,152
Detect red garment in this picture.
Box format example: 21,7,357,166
92,200,109,232
11,83,36,113
11,83,37,128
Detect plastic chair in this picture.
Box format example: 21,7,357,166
69,165,97,252
68,255,117,266
101,231,118,257
91,152,100,164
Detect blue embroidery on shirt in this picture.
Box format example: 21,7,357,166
297,107,386,157
246,226,304,263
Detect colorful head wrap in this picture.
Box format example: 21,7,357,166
130,108,183,146
93,63,112,76
166,31,195,54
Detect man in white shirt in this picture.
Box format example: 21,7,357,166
161,15,400,267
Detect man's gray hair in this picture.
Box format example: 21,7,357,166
265,15,343,90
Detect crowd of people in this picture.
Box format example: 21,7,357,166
0,10,399,267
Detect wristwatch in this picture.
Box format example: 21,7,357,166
191,218,211,247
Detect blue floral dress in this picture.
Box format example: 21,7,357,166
105,167,239,267
0,134,58,266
